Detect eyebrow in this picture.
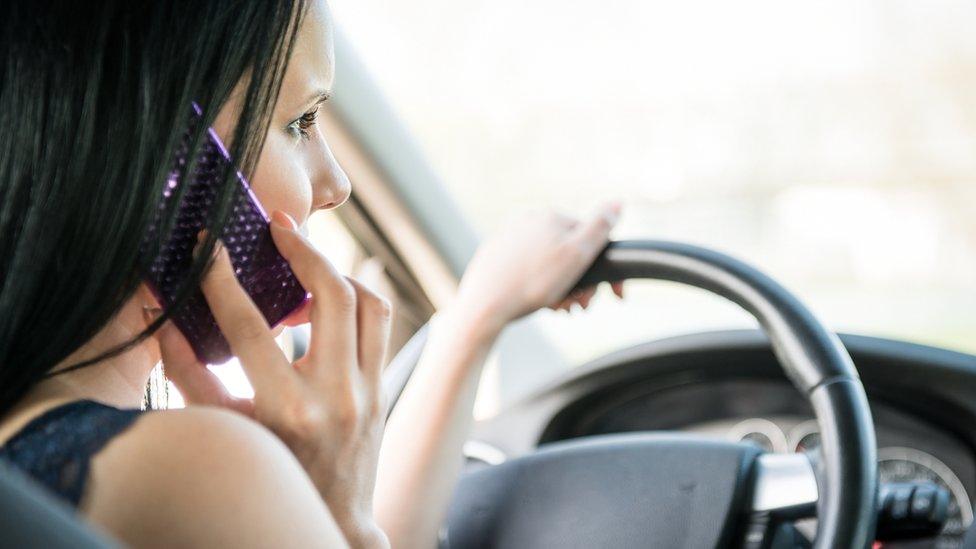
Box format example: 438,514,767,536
303,90,332,109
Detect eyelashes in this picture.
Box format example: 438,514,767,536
288,107,320,141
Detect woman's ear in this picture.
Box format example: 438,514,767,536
136,282,253,368
136,283,164,340
137,282,162,311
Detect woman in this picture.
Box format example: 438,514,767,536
0,1,623,547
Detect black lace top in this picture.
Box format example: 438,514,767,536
0,400,145,508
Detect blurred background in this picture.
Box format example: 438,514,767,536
184,0,976,407
326,0,976,362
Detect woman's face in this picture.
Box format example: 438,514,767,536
214,0,349,231
140,0,346,334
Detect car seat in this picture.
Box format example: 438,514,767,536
0,460,115,548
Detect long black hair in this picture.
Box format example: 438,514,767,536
0,1,309,416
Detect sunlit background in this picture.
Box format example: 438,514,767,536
172,0,976,407
328,0,976,359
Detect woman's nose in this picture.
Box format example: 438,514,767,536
311,140,352,212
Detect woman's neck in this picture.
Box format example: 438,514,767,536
21,294,161,412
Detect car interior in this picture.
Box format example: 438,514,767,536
3,2,976,548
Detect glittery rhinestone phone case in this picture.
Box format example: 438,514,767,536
140,103,310,365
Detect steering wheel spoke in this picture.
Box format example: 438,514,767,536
743,452,820,548
751,452,819,518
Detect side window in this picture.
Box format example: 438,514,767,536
294,209,426,362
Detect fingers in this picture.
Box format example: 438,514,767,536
158,319,255,416
548,201,621,306
269,210,357,379
564,201,621,265
611,280,625,299
194,231,295,398
345,276,393,385
547,285,593,312
547,280,626,312
577,286,597,308
279,295,312,327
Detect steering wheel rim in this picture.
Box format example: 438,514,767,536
383,240,877,548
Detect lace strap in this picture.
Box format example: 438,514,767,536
0,400,145,508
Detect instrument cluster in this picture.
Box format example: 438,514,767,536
687,415,973,548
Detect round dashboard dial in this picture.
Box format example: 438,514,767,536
786,422,972,547
789,419,821,453
727,418,789,453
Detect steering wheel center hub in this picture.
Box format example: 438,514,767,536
446,433,763,548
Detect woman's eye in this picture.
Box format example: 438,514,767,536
288,108,319,141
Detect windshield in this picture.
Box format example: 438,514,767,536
330,0,976,366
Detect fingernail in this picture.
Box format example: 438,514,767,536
192,229,208,259
271,210,298,231
192,229,227,264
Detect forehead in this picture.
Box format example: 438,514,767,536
284,0,335,95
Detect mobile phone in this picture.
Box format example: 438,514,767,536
139,103,311,365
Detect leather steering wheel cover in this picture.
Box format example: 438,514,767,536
809,378,877,547
573,241,858,392
385,239,878,548
571,240,877,548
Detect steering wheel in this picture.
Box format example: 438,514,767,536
383,240,878,548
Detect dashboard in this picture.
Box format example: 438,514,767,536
464,330,976,548
593,381,974,547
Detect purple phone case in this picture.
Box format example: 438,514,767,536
139,103,311,365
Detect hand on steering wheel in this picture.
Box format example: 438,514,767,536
452,201,625,334
390,239,878,549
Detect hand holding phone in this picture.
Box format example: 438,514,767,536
158,210,392,548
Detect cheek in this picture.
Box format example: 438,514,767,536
248,135,313,224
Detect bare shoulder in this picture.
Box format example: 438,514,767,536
84,405,347,548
